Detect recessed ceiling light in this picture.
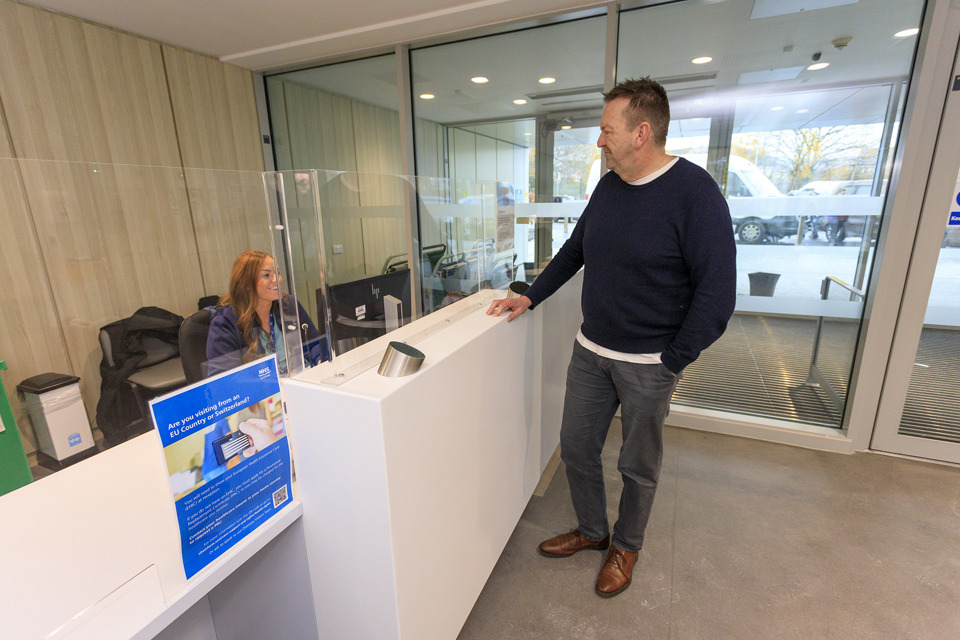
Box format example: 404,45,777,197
894,28,919,38
523,132,532,136
560,125,572,130
420,93,435,100
807,62,830,71
513,99,527,105
471,76,489,84
539,77,556,84
797,108,809,114
771,106,784,111
692,56,712,64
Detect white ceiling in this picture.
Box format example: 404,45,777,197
270,0,925,135
22,0,608,70
23,0,927,137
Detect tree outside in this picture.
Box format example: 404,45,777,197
733,124,883,192
553,144,600,199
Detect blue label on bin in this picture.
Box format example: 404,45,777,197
68,432,81,447
950,212,960,226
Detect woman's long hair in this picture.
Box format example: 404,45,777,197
220,250,276,360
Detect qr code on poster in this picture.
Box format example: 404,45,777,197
272,485,289,508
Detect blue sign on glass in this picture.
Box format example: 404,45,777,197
150,356,293,579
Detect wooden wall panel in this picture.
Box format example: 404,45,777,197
417,209,445,248
288,213,321,320
0,159,73,451
414,119,445,179
361,216,408,275
0,1,278,462
281,82,359,178
452,130,477,199
0,1,198,446
0,3,179,165
0,106,12,157
162,45,263,172
275,82,363,287
163,45,269,294
352,102,404,207
322,217,366,283
266,77,295,173
19,162,204,421
183,168,271,297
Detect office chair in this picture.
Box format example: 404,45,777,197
98,328,187,439
179,309,214,384
381,253,409,274
422,243,447,272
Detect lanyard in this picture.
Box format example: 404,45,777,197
260,311,276,353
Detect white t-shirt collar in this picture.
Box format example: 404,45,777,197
628,156,679,186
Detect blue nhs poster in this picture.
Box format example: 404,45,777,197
149,356,292,579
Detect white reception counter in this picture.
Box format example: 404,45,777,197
283,274,583,640
0,274,581,640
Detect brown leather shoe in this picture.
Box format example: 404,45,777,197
538,529,610,557
596,545,638,598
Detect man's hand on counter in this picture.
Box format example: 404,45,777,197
486,295,532,322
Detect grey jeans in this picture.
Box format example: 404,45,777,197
560,340,680,552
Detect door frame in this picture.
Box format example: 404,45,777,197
870,28,960,463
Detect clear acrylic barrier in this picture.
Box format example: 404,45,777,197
265,171,518,380
1,159,278,461
317,298,487,387
417,178,517,314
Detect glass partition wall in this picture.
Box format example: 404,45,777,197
615,0,923,427
263,0,928,431
410,15,608,291
898,173,960,445
3,0,950,489
263,169,511,368
1,158,277,469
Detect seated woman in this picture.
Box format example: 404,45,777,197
206,250,329,376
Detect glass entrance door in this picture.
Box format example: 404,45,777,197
871,50,960,463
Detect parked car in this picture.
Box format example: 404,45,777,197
791,179,883,244
686,154,797,244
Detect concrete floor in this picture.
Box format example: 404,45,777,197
457,422,960,639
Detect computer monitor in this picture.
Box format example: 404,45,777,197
319,269,413,351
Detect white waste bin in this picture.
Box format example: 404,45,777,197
17,373,97,468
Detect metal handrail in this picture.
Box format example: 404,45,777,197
820,275,864,300
805,276,865,414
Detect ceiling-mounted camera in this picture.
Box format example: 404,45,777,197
832,36,852,51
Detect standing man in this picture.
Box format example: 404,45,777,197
487,77,736,598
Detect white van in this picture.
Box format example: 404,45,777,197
585,158,602,199
684,154,799,243
586,153,796,243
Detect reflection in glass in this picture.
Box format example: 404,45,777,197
899,172,960,443
617,0,924,427
411,15,607,297
2,159,276,480
265,170,510,361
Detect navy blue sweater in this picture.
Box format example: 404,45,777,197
525,157,736,373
